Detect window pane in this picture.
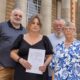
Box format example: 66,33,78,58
27,0,41,20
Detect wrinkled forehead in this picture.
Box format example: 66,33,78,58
53,20,65,25
11,10,23,16
64,22,76,29
64,26,76,29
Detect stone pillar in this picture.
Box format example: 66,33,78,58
57,0,61,18
0,0,6,22
61,0,71,22
15,0,27,27
41,0,52,35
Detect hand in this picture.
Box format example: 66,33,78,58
39,64,47,73
19,58,32,69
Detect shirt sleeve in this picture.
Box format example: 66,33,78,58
11,35,23,50
43,36,54,55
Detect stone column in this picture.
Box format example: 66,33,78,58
61,0,71,22
57,0,62,18
41,0,52,35
15,0,27,27
0,0,6,22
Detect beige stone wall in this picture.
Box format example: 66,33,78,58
61,0,71,22
5,0,15,21
0,0,6,22
52,0,57,20
52,0,57,32
41,0,52,35
71,0,75,23
76,0,80,39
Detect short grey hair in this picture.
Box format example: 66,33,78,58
11,8,23,15
53,18,65,25
64,21,75,27
64,21,77,38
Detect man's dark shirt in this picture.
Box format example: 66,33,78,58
0,21,26,67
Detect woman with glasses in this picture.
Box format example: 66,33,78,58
50,22,80,80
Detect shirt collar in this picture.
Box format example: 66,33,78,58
8,20,23,30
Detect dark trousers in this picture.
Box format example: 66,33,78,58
48,76,52,80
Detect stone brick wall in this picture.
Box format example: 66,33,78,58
76,0,80,39
52,0,57,20
5,0,15,21
71,0,75,23
52,0,57,32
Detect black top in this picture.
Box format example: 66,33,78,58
11,35,53,80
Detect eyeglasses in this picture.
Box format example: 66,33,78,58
64,27,75,31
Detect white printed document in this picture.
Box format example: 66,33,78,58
26,48,45,74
